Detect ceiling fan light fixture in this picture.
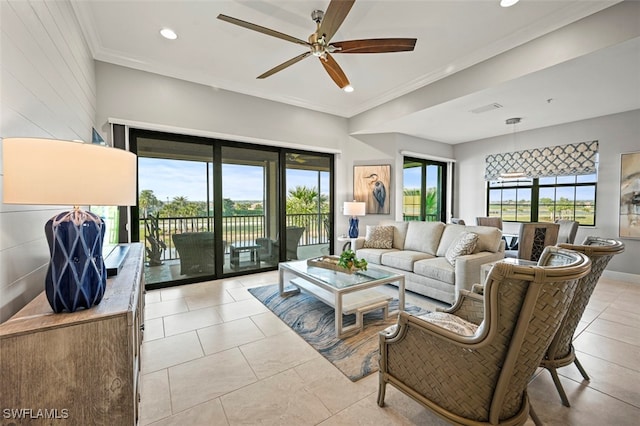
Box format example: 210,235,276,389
343,85,354,93
500,0,520,7
160,28,178,40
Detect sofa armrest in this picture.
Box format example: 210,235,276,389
454,250,505,295
353,237,366,251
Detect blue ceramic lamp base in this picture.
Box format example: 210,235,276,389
44,208,107,313
348,216,359,238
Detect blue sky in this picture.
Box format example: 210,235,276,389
139,158,329,202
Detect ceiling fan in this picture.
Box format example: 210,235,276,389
217,0,417,91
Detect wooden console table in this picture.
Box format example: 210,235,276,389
0,243,144,425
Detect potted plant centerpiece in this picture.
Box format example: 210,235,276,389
337,249,368,272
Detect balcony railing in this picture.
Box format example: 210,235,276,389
140,213,330,262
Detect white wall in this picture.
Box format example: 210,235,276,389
343,133,454,236
454,109,640,278
0,0,96,321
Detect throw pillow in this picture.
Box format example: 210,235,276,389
418,312,479,336
445,232,478,266
363,225,394,249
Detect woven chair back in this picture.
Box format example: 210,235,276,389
544,237,625,363
517,222,560,261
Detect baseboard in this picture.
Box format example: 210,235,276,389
602,270,640,284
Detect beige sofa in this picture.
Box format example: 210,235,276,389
353,220,505,304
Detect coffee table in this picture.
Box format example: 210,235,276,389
278,260,405,338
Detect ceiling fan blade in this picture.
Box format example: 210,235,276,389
319,53,350,89
331,38,417,53
318,0,355,42
217,14,310,47
257,52,312,79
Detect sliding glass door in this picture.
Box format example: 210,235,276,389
403,157,447,222
284,152,333,260
221,146,279,273
133,134,216,287
130,130,334,289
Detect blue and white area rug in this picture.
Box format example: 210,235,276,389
248,284,429,381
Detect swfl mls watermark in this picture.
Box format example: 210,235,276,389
2,408,69,420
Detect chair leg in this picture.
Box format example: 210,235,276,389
548,367,571,407
529,404,543,426
574,357,590,381
377,376,387,407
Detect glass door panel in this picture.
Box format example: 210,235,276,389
284,152,332,259
221,146,279,273
135,137,215,287
403,158,447,222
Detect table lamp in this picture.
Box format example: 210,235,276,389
343,201,366,238
2,137,137,313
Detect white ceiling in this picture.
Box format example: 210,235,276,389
71,0,640,144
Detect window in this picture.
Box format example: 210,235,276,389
487,173,596,225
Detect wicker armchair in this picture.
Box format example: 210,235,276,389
378,246,591,425
541,236,625,406
172,232,215,275
255,226,305,262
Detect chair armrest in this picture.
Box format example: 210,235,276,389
437,289,484,325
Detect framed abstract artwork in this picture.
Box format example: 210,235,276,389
620,151,640,239
354,165,391,214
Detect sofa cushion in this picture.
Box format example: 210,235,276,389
404,222,445,255
413,257,455,284
357,248,397,265
464,226,503,253
363,225,394,249
417,312,478,336
436,224,467,256
381,250,434,272
379,220,409,250
445,232,479,266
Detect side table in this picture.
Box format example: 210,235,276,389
230,244,261,270
337,236,356,251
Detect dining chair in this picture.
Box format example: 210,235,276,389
505,222,559,261
475,216,503,230
555,219,579,244
378,246,591,425
541,236,625,406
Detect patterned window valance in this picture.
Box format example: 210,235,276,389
484,141,598,181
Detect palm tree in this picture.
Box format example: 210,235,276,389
139,189,159,218
287,186,328,213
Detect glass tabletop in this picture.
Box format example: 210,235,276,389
282,260,402,290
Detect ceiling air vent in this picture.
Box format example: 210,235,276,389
470,103,503,114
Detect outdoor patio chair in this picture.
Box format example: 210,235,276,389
378,246,591,426
256,226,305,262
172,232,215,275
541,236,625,406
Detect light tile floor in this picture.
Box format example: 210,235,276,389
139,272,640,425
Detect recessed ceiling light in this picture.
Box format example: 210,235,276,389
500,0,520,7
160,28,178,40
343,85,354,93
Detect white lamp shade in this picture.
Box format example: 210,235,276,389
2,137,137,206
344,201,366,216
